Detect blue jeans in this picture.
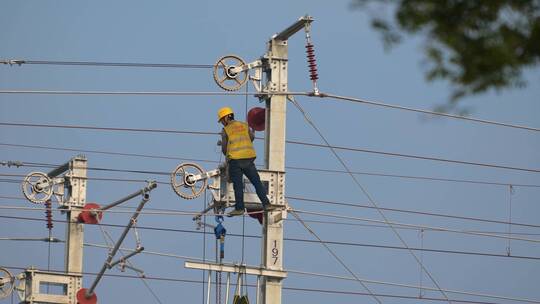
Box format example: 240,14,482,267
228,158,270,211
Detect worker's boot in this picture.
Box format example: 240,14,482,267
227,209,245,217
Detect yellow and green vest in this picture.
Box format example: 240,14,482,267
224,121,256,160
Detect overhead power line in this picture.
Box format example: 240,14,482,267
2,237,539,304
3,215,539,261
2,121,539,172
0,90,287,96
287,140,540,173
0,265,512,304
0,89,538,132
292,208,540,244
287,196,540,229
313,92,540,132
0,122,218,135
1,59,213,68
79,242,540,304
3,173,540,230
3,142,540,188
3,201,540,243
290,96,454,302
4,195,540,236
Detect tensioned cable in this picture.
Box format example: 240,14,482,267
287,196,540,229
288,269,540,304
2,201,540,243
1,237,538,303
1,59,213,68
0,122,219,135
2,215,539,261
312,92,540,132
3,169,540,229
4,170,540,230
3,172,540,230
0,89,537,132
0,265,511,304
289,96,451,302
289,210,381,304
3,142,540,187
291,208,540,243
2,122,538,173
82,241,540,304
287,140,540,173
4,195,540,236
0,90,297,96
0,142,220,164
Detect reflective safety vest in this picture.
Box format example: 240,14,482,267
224,121,256,160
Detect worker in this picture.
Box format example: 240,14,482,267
217,106,273,216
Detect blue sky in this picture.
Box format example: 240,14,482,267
1,1,539,303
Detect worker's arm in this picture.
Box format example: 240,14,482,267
221,129,228,156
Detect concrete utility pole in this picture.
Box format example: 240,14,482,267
260,17,312,304
178,15,314,304
17,155,87,304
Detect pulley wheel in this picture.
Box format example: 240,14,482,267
0,267,14,300
171,163,207,200
213,55,248,91
21,172,53,204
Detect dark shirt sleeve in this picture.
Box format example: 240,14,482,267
249,127,255,142
221,129,227,156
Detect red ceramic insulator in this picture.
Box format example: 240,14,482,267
45,200,53,230
76,288,97,304
247,107,266,131
78,203,103,224
305,43,319,81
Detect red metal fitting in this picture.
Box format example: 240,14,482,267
78,203,103,224
76,288,97,304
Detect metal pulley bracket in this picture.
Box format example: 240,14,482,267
21,172,54,204
213,55,263,92
171,163,221,200
0,267,14,300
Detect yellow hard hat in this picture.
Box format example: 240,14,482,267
217,107,234,122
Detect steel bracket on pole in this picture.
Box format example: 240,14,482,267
18,268,82,304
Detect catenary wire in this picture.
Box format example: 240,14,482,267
2,121,538,173
1,237,538,304
291,208,540,243
0,89,538,132
3,169,540,230
3,172,540,231
2,214,540,261
3,142,540,188
0,265,512,304
1,59,213,68
82,242,540,304
312,92,540,132
286,139,540,173
3,195,540,237
289,210,383,304
2,199,540,241
290,96,451,302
